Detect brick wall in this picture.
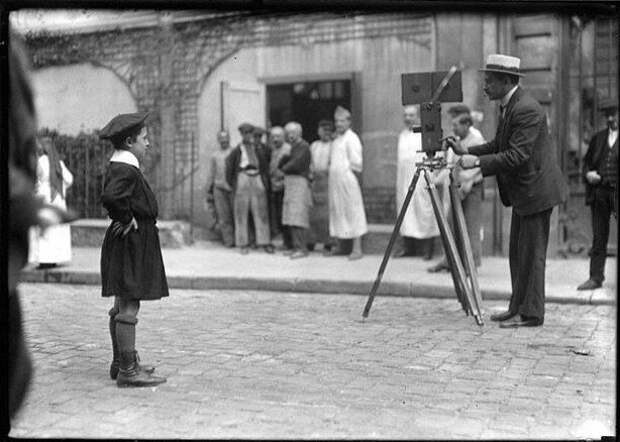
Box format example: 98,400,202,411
24,11,431,222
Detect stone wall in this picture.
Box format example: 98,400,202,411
25,11,433,225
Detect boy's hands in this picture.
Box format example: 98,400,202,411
111,217,138,237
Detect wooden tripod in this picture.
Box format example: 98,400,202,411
362,155,484,326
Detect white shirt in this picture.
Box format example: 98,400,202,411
500,85,519,116
110,149,140,169
310,139,332,172
608,128,618,148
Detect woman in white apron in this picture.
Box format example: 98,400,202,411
29,136,74,268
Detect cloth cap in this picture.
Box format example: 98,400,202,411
253,126,266,135
238,122,255,134
100,112,149,140
480,54,525,77
334,106,351,119
448,104,471,116
598,98,618,112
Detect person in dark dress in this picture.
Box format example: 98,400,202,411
577,98,618,290
99,112,167,387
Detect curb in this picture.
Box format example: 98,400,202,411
20,269,615,306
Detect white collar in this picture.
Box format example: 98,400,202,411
500,85,519,108
110,149,140,169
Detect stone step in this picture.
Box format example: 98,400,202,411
70,218,191,248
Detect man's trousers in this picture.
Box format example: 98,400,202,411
507,208,553,321
234,173,270,247
269,190,292,249
213,187,234,247
589,186,615,284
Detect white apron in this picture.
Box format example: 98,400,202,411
396,130,448,238
328,129,368,238
28,155,73,264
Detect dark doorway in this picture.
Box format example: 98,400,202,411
267,79,351,143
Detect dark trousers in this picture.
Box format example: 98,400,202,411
289,226,308,252
213,187,234,247
508,208,552,321
269,190,292,249
589,186,615,283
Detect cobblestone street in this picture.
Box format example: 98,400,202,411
10,283,616,439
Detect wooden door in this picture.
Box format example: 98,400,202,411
221,81,266,147
509,14,564,256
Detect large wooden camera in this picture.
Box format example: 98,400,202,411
401,69,463,155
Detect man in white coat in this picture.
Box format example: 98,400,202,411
394,105,443,259
328,106,368,260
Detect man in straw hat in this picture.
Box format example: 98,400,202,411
99,111,167,387
447,54,567,328
577,97,618,290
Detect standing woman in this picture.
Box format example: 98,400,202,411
29,136,74,269
328,106,368,260
99,112,167,387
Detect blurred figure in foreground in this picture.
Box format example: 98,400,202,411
7,31,76,420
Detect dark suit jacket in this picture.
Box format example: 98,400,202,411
225,142,271,192
582,128,618,206
469,86,567,216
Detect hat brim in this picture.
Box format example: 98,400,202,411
479,68,525,77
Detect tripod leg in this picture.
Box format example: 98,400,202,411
422,169,478,322
362,166,423,318
448,175,484,325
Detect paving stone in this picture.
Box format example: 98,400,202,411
8,283,616,439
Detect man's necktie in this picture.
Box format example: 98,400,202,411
498,105,505,128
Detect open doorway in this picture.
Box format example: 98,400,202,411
266,79,351,142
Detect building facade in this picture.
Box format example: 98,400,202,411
20,10,618,256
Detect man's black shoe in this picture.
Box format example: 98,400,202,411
490,310,516,322
499,314,543,328
427,261,450,273
393,249,414,258
576,279,602,290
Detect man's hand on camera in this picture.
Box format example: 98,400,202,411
586,170,602,184
446,136,468,155
458,154,480,169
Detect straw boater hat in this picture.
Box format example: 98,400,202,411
480,54,525,77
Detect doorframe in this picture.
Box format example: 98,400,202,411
259,72,363,134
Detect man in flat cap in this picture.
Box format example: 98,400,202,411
226,123,274,254
577,98,618,290
99,111,167,387
448,54,567,328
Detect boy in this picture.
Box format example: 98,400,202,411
100,112,168,387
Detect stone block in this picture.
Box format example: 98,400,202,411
70,218,191,248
